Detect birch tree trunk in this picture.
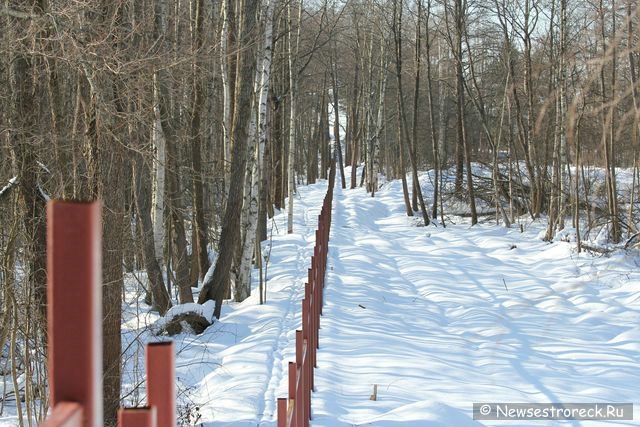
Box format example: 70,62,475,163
235,0,277,301
133,151,171,314
221,0,234,181
152,74,166,266
198,0,259,319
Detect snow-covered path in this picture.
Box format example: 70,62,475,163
312,179,640,426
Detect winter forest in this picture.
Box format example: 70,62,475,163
2,0,640,425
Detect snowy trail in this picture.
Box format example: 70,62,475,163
173,182,328,426
312,179,640,426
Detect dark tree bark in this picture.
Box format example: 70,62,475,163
99,150,126,427
392,0,414,217
84,81,127,427
82,4,129,423
198,0,259,319
271,89,285,210
408,0,430,225
9,53,48,323
190,0,211,281
166,136,194,304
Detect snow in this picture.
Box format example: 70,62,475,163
0,176,17,198
2,168,640,426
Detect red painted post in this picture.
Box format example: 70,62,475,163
288,362,297,427
277,398,288,427
40,402,83,427
305,283,311,361
305,339,312,425
277,167,336,427
313,286,318,354
118,407,157,427
146,342,175,427
46,201,102,427
312,291,318,364
297,330,307,426
297,362,305,427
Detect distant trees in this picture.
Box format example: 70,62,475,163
321,0,640,240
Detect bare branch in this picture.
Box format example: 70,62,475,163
0,5,37,19
0,177,18,201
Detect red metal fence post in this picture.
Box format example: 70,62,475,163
302,296,315,390
288,362,297,427
295,330,307,426
277,398,288,427
146,342,176,427
45,201,102,427
118,407,157,427
40,402,84,427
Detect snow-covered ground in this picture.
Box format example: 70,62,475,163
312,177,639,426
2,168,639,426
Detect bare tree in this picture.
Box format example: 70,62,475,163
391,0,414,217
599,0,621,242
190,0,212,281
198,0,259,319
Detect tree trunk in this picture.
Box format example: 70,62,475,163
198,0,259,319
600,0,621,243
220,0,235,182
392,0,414,217
370,43,388,197
83,77,126,427
9,56,48,323
287,0,303,234
409,0,430,225
331,48,347,189
349,29,362,189
152,74,166,267
452,0,477,224
191,0,211,281
236,0,278,301
425,0,440,220
133,152,172,314
78,3,129,422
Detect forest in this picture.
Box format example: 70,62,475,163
1,0,639,425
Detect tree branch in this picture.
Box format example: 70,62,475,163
0,176,18,201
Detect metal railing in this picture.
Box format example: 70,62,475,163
41,160,336,427
40,201,176,427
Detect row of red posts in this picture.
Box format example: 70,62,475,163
40,160,335,427
277,161,336,427
41,201,176,427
